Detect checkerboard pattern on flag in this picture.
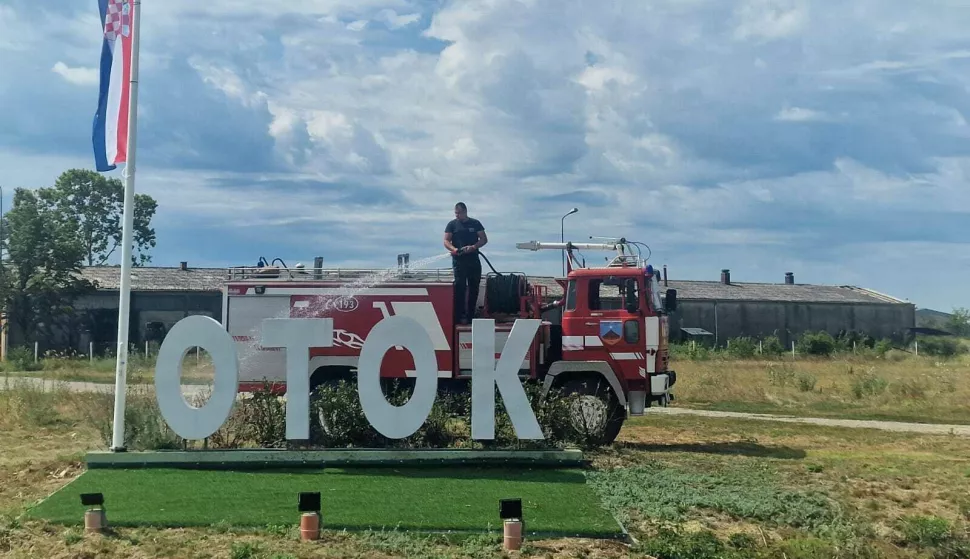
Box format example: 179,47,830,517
93,0,135,172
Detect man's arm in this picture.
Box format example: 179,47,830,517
464,226,488,253
444,230,458,255
474,230,488,250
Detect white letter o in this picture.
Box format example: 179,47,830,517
155,315,238,440
357,315,438,439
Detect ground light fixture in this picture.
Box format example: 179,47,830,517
80,492,106,533
500,498,523,551
298,492,321,541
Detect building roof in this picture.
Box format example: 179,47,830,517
527,277,906,304
80,266,228,292
78,266,910,306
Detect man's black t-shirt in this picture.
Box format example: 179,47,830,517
446,218,485,263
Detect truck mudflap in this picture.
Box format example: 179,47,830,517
628,370,676,415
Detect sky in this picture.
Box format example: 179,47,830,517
0,0,968,312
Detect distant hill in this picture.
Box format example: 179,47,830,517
916,308,953,329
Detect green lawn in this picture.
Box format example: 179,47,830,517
28,467,622,538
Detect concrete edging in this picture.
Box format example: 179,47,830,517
85,448,588,469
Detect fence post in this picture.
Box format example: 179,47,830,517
915,339,919,356
791,341,795,358
145,340,149,358
34,341,38,363
90,341,94,363
759,340,763,355
196,346,200,364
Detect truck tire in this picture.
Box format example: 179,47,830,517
559,377,625,446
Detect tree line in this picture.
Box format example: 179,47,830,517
0,169,157,348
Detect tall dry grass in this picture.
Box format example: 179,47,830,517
671,352,970,423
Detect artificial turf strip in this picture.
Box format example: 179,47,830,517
29,467,623,538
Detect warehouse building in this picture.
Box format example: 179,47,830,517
658,270,915,346
0,263,916,356
530,268,914,346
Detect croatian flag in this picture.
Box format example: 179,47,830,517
93,0,135,172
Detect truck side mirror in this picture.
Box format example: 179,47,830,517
664,289,678,313
624,279,639,314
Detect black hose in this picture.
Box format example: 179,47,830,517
478,251,501,275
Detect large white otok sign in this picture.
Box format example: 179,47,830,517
153,316,544,442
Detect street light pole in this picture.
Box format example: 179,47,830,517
561,207,579,276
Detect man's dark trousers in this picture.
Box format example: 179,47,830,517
454,255,482,324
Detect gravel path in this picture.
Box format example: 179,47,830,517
644,406,970,436
1,376,212,399
5,376,969,436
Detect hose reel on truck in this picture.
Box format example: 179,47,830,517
478,251,531,317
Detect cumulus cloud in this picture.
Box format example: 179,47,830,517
51,62,99,86
1,0,969,310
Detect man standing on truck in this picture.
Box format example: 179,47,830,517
444,202,487,324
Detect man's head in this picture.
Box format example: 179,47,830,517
454,202,468,221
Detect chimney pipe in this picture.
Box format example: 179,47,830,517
663,265,668,287
785,272,794,285
180,261,187,271
721,269,730,284
314,256,323,279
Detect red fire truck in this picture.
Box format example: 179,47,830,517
222,238,678,444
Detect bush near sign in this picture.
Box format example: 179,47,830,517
153,315,545,442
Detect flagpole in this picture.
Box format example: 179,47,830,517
111,0,142,452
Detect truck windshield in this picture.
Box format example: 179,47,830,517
648,274,662,311
565,280,577,311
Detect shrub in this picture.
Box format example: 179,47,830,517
82,389,182,451
726,337,757,358
797,331,837,357
7,346,40,372
766,363,797,387
851,373,888,400
238,382,287,448
917,336,966,358
670,342,714,361
303,378,589,450
873,339,894,356
0,377,65,428
896,515,952,547
797,373,817,392
310,380,385,448
761,335,785,356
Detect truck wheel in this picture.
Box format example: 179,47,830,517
559,377,625,446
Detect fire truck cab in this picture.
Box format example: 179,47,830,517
518,238,679,443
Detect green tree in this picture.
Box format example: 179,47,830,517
0,188,94,346
38,169,157,266
947,308,970,336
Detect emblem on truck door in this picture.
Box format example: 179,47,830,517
599,321,622,346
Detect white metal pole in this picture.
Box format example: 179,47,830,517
111,0,142,453
90,341,94,363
